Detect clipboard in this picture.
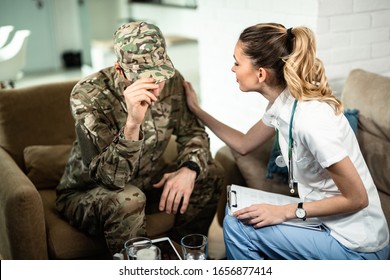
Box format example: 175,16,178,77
227,184,323,231
227,184,300,215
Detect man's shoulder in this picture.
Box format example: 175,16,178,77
172,70,184,80
72,67,117,97
163,70,184,94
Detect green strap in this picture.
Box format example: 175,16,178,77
288,99,298,159
275,99,298,157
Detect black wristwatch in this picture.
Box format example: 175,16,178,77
295,202,306,221
179,161,200,178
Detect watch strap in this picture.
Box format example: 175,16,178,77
179,161,200,178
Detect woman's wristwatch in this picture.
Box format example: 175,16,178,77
295,202,306,221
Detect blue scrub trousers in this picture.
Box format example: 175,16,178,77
223,212,390,260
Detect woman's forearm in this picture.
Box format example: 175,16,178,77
194,107,274,155
194,107,247,153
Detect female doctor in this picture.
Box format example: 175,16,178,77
183,23,389,259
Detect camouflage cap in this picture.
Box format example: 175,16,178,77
113,21,175,83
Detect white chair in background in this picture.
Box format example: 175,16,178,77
0,29,31,88
0,25,14,48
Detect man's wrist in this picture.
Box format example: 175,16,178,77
123,123,141,140
179,161,200,179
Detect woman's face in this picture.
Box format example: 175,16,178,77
231,41,260,92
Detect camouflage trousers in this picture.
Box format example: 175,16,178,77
56,161,224,255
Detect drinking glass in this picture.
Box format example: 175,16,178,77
180,233,208,260
124,237,152,260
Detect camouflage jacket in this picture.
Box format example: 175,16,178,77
57,67,212,193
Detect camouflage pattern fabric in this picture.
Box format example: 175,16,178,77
113,21,175,83
56,67,223,254
58,183,147,253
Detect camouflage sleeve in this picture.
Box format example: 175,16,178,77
172,74,213,181
71,82,142,190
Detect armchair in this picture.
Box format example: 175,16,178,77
0,80,181,259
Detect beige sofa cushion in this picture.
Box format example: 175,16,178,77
342,69,390,133
0,81,77,170
359,115,390,141
357,130,390,196
24,145,72,189
358,114,390,196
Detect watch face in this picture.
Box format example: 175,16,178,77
296,208,306,219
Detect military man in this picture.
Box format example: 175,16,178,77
56,21,223,254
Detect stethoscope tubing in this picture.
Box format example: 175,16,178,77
275,99,298,194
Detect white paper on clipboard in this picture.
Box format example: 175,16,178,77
227,184,323,231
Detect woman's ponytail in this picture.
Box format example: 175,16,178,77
283,27,343,114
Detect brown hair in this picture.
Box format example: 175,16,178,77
239,23,343,114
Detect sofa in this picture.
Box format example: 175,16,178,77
0,79,208,259
214,69,390,259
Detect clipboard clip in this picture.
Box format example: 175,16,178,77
227,185,237,208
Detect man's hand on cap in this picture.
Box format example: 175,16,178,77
123,78,160,126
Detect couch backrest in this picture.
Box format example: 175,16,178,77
0,80,78,171
341,69,390,134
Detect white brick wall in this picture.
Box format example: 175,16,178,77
318,0,353,16
196,0,390,154
373,10,390,27
329,14,371,32
317,0,390,82
354,0,390,12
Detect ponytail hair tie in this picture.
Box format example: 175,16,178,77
287,28,294,40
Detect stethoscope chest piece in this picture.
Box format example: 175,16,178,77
275,155,287,168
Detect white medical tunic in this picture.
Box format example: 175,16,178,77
262,89,389,252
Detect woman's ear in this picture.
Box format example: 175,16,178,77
257,67,267,83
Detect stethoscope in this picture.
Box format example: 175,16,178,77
275,99,298,194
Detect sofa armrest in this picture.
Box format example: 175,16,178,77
215,146,246,186
214,146,246,227
0,147,48,259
